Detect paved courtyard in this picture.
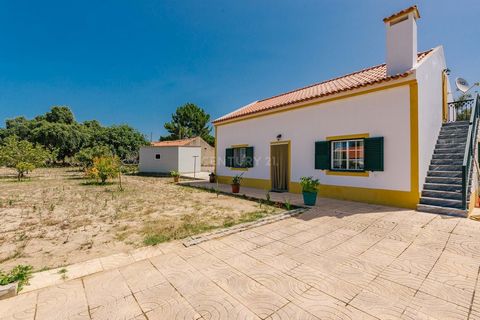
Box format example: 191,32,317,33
2,198,480,320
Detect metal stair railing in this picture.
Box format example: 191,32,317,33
462,94,480,209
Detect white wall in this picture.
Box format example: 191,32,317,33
416,46,447,191
178,147,201,173
217,84,412,191
139,146,178,173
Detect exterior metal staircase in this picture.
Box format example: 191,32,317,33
417,96,479,217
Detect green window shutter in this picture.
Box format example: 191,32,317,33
364,137,384,171
315,141,330,170
225,148,234,167
245,146,254,168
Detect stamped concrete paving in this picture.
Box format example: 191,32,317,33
2,199,480,320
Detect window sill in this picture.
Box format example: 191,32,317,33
230,167,249,171
326,170,369,177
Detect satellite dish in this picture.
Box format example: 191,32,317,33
456,77,470,93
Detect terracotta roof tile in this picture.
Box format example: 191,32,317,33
151,138,196,147
383,5,420,23
213,50,431,124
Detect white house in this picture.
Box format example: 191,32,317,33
139,138,204,174
213,6,480,216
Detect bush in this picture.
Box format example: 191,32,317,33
86,156,120,184
0,265,33,291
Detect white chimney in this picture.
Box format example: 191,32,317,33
384,6,420,76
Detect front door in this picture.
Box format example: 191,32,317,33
270,143,289,192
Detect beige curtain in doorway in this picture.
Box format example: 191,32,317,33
271,144,288,191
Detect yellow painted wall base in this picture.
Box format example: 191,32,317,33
217,175,271,190
468,189,477,215
218,175,419,209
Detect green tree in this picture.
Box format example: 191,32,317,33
45,106,75,124
161,103,214,145
5,116,34,141
0,136,51,180
31,121,88,161
1,106,148,163
99,125,148,160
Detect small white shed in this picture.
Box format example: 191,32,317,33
139,139,202,174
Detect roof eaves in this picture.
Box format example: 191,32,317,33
213,71,413,124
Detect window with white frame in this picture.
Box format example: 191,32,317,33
331,139,364,171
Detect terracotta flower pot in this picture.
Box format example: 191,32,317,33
174,176,179,183
231,183,240,193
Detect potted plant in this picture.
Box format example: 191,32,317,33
170,171,180,183
300,176,320,206
209,172,216,183
231,173,244,193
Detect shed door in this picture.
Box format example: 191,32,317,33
270,143,289,192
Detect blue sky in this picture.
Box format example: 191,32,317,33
0,0,478,140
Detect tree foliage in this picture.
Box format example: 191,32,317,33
0,136,51,180
161,103,214,145
0,106,148,163
75,145,112,169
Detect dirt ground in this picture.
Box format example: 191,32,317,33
0,167,279,271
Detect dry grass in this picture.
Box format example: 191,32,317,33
0,167,280,270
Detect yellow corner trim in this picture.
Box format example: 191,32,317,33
214,127,217,175
409,82,420,198
231,144,249,148
326,133,369,141
230,167,248,171
326,170,369,177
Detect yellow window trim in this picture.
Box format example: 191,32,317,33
230,167,248,171
326,171,369,177
326,133,369,141
231,144,249,148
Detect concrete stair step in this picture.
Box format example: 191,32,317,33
436,139,467,145
421,190,462,200
427,170,462,178
434,148,466,154
443,121,469,126
438,133,469,139
423,183,462,192
440,124,469,132
416,204,467,217
435,141,467,150
431,159,464,165
419,197,464,209
432,153,464,160
425,176,462,184
429,165,463,171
